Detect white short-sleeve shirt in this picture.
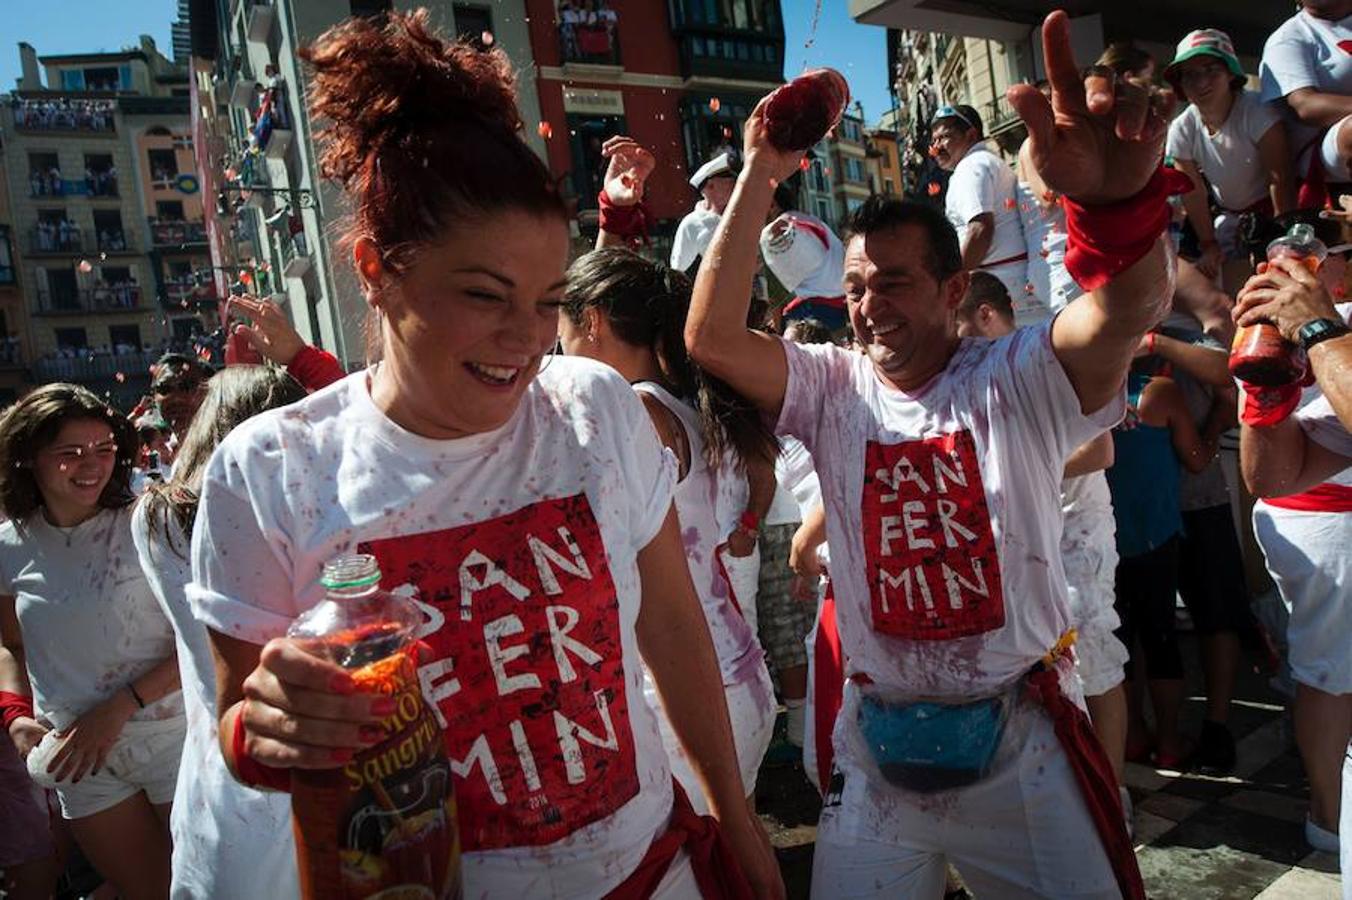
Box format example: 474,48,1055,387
945,144,1026,267
1166,90,1282,211
131,501,297,900
775,323,1123,705
189,360,678,898
0,506,182,731
1259,11,1352,163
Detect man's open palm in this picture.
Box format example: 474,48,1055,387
600,135,654,207
1007,11,1174,205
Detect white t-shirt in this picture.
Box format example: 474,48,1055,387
670,205,720,273
1061,470,1112,519
1015,181,1081,312
1260,11,1352,164
945,143,1028,293
1166,91,1282,211
1299,396,1352,460
188,362,678,898
774,323,1123,702
131,501,297,900
0,506,182,731
632,382,763,685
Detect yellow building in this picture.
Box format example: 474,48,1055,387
2,38,201,407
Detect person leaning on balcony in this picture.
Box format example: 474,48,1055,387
929,103,1036,323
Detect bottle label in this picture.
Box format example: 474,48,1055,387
294,652,461,900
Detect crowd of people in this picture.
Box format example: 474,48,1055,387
559,0,620,60
11,99,117,133
0,4,1349,900
27,167,118,199
33,220,82,253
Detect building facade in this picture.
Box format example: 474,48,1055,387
884,27,1025,199
2,37,201,406
188,0,541,367
0,147,30,403
864,122,902,197
525,0,785,251
828,110,872,224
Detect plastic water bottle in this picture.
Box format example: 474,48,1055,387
287,554,461,900
1229,223,1326,387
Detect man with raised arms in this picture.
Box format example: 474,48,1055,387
686,11,1179,898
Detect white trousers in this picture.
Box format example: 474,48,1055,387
810,690,1119,899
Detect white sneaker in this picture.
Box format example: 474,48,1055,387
1121,786,1135,840
1304,816,1339,853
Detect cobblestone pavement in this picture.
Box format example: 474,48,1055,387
755,634,1345,899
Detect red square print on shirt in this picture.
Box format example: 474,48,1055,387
860,431,1005,640
360,493,637,851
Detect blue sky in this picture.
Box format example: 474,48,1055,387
782,0,893,126
0,1,178,91
1,0,894,124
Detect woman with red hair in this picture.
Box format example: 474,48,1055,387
191,11,781,899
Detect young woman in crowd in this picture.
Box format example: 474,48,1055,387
560,247,778,814
1107,360,1229,768
1165,29,1296,289
191,12,780,898
0,384,183,900
134,366,308,898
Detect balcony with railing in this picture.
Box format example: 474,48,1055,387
95,230,133,254
36,285,143,315
280,230,312,279
149,218,208,248
34,349,160,383
11,98,117,134
983,93,1023,137
29,225,83,255
0,339,25,370
560,14,622,66
28,172,120,198
162,278,218,310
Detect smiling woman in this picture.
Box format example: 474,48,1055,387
191,9,783,900
0,383,185,900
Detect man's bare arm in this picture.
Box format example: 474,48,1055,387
961,214,995,271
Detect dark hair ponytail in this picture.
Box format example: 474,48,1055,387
564,248,778,471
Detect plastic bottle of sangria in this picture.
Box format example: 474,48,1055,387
762,68,851,153
287,554,461,900
1229,222,1326,386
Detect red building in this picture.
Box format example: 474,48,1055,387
525,0,786,241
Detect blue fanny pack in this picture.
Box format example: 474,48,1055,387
857,693,1008,792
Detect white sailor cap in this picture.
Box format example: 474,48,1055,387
689,152,736,190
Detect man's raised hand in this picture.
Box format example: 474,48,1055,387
1007,10,1175,205
600,136,655,207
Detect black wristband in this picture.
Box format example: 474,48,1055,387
126,683,146,709
1297,317,1351,351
